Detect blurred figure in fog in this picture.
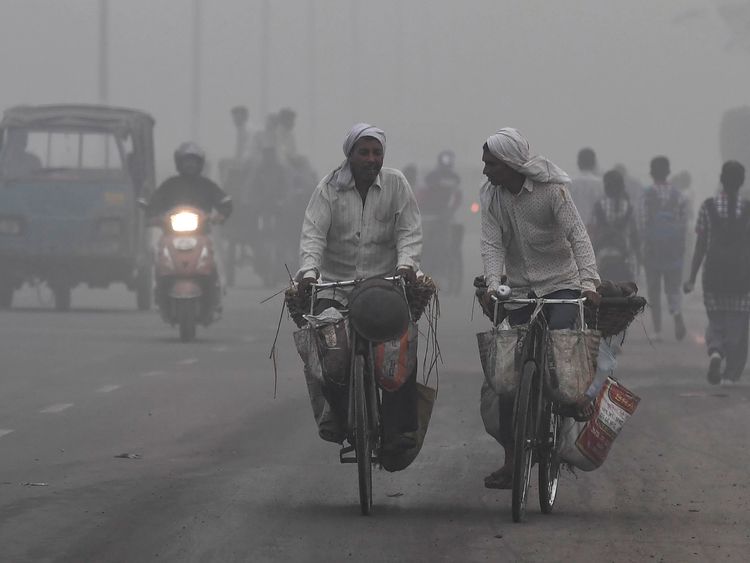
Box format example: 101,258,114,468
230,105,257,160
684,161,750,384
569,147,602,232
1,130,42,177
672,170,696,282
613,163,644,205
589,169,640,281
640,156,688,342
419,150,462,219
275,108,298,165
402,163,418,190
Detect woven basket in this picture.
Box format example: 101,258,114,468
584,296,647,337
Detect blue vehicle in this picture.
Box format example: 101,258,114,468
0,105,156,310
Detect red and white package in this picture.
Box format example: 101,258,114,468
559,377,640,471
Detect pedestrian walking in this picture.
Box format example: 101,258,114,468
684,161,750,384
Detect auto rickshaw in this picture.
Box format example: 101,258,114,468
0,104,156,310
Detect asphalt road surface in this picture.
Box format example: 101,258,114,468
1,264,749,562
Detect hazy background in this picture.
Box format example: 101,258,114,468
1,0,748,196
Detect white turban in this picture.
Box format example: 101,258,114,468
333,122,386,188
485,128,570,184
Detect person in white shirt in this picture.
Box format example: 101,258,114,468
296,122,422,450
569,147,603,232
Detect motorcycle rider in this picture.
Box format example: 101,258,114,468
419,149,462,218
147,142,233,309
297,122,422,451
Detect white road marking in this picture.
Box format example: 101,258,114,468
211,345,228,352
40,403,74,414
140,370,166,377
177,358,198,365
96,385,121,393
0,429,14,439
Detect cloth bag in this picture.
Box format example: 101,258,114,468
380,382,436,472
547,326,601,405
476,325,527,397
559,376,641,471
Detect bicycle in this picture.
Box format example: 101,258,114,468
309,276,410,516
490,288,590,522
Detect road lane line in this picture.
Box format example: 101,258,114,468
40,403,74,414
140,370,166,377
0,429,14,439
177,358,198,365
96,385,121,393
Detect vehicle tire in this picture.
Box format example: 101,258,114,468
353,354,373,516
53,285,72,312
538,401,562,514
177,300,197,342
136,267,152,311
512,361,537,523
0,283,14,309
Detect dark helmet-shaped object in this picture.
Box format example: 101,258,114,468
348,278,410,342
174,141,206,174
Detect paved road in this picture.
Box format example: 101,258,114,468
1,270,748,562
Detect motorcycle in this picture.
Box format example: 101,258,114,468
141,202,222,341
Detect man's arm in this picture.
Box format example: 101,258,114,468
394,175,422,272
296,182,331,280
684,201,708,292
556,186,600,291
479,182,506,293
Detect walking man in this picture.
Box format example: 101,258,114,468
640,156,688,341
684,161,750,384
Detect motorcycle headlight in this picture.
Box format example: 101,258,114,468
170,211,199,232
0,216,24,236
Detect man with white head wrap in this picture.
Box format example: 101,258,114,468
478,127,601,489
296,122,422,450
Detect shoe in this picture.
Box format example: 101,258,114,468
382,433,417,453
674,314,686,341
707,352,722,385
484,466,513,489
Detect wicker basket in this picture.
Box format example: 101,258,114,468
584,296,647,337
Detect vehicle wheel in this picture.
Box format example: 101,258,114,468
0,283,14,309
177,300,197,342
136,267,153,311
53,285,72,312
353,354,373,516
538,401,562,514
512,361,537,523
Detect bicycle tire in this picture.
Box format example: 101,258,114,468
538,400,562,514
512,361,537,523
353,354,373,516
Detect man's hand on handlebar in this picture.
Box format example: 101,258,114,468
396,266,417,284
582,289,602,307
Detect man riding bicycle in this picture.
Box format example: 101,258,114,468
296,123,422,452
478,128,601,489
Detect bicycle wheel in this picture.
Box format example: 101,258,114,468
538,400,562,514
353,354,373,516
512,361,537,523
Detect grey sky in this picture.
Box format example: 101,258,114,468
1,0,748,194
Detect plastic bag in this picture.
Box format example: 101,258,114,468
374,322,418,392
559,376,640,471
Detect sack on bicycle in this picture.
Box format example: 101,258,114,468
559,376,641,471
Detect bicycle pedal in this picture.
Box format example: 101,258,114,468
339,444,356,464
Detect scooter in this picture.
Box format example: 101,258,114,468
141,202,222,341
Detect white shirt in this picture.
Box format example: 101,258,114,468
298,167,422,282
480,179,600,297
569,170,603,227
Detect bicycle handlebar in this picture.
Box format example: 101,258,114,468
311,276,400,290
